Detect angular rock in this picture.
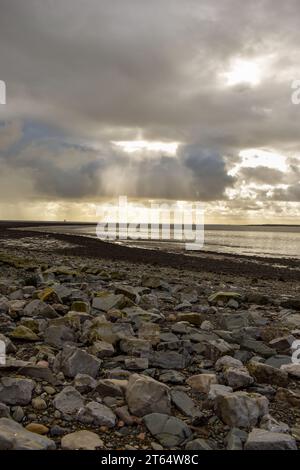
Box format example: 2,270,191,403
0,418,55,450
185,438,212,450
247,361,289,387
0,377,35,405
245,428,297,450
9,325,39,341
171,390,201,418
92,293,130,312
216,391,269,428
23,299,58,319
44,325,75,349
88,340,115,358
77,401,116,428
144,413,192,447
126,374,171,417
186,374,217,393
53,386,84,415
55,345,101,378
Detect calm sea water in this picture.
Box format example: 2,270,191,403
32,224,300,260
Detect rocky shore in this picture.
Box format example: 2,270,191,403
0,230,299,450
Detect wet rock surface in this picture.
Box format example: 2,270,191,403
0,238,299,450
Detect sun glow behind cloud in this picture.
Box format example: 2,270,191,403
113,140,179,155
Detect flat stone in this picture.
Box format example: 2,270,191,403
0,377,35,405
171,390,201,418
126,374,171,417
0,418,55,450
61,430,103,450
245,428,297,450
144,413,192,447
241,338,276,357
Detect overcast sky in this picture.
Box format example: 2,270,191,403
0,0,300,223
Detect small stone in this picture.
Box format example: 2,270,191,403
11,406,24,422
32,397,47,411
124,357,149,370
88,340,115,358
74,373,97,393
61,430,103,450
25,423,49,435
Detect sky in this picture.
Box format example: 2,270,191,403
0,0,300,224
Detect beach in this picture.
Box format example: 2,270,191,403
0,221,299,450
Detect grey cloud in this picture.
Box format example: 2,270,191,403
239,166,284,185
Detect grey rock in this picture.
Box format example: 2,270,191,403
241,338,276,357
144,413,192,447
23,299,58,319
126,374,171,417
159,370,185,384
185,438,212,450
53,386,84,415
55,345,102,378
0,418,56,449
216,391,269,428
0,377,35,405
44,325,75,349
171,390,201,418
245,428,297,450
77,401,116,428
73,374,97,393
149,351,189,369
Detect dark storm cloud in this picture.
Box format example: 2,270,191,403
0,0,300,209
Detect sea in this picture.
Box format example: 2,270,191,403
27,224,300,260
